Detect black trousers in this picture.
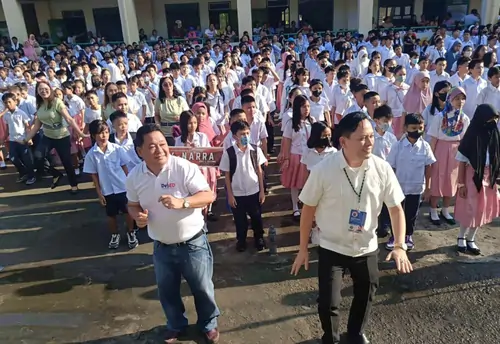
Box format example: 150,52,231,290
230,192,264,243
377,203,391,232
318,247,379,344
402,194,421,236
265,113,275,153
9,141,35,178
34,135,78,187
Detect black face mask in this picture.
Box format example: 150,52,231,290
319,137,331,147
312,90,322,97
438,93,447,102
388,66,397,73
407,130,424,139
320,63,327,69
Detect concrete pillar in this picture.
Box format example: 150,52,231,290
118,0,140,43
357,0,373,35
289,0,299,27
1,0,28,41
237,0,253,36
414,0,424,21
481,0,491,25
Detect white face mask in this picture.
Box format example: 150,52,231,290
144,76,150,83
14,71,22,77
464,51,472,57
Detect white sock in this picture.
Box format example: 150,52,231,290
208,203,213,212
0,161,5,167
458,226,468,247
466,227,479,249
441,207,453,220
430,208,439,221
291,188,300,212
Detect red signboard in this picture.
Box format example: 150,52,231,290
169,147,224,167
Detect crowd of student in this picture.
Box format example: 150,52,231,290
0,22,499,256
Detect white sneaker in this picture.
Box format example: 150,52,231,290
75,168,80,176
109,234,120,249
127,232,139,249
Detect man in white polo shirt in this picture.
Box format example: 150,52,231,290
126,124,220,344
291,112,413,344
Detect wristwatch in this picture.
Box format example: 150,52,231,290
183,199,190,209
394,243,408,251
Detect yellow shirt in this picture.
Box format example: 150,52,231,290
154,96,189,137
37,98,70,139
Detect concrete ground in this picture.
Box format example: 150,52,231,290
1,153,500,344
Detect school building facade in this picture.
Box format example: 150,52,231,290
1,0,499,44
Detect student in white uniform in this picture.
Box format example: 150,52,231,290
83,120,138,249
449,56,471,87
109,92,143,134
308,79,330,125
331,69,353,124
377,59,396,102
421,80,451,142
429,57,451,91
127,76,148,123
462,59,487,119
385,66,409,138
219,120,267,252
83,90,102,137
476,66,500,110
108,111,141,172
386,113,436,250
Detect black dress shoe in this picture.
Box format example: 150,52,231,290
457,238,467,253
430,214,441,225
255,237,266,251
466,240,481,255
347,333,370,344
440,211,456,225
236,241,247,252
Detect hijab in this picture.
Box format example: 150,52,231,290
402,71,432,114
354,49,369,77
458,104,500,191
192,102,216,142
441,87,466,137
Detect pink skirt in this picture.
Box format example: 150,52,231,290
392,116,404,139
200,166,218,201
454,165,500,228
431,140,459,197
0,119,6,142
281,153,308,189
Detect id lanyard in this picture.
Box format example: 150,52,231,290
343,168,366,210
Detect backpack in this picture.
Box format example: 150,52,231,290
227,144,259,182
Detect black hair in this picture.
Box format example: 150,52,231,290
292,95,313,132
2,92,16,103
89,119,109,137
435,57,447,65
367,58,378,75
241,95,256,106
382,59,395,76
457,56,472,67
332,111,369,149
483,52,496,67
351,82,369,94
134,123,163,148
85,89,98,98
430,80,451,116
240,88,254,97
307,121,332,149
363,91,379,102
111,92,127,103
230,120,250,135
109,110,127,123
336,69,349,80
179,110,198,143
158,76,181,102
230,108,245,118
487,65,500,78
309,79,323,88
62,80,75,91
404,113,424,126
324,65,335,74
373,104,393,120
241,75,256,86
469,58,483,70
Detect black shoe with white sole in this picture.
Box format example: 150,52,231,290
127,232,139,249
109,234,120,249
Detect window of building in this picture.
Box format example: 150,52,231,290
165,3,200,37
299,0,333,31
93,7,123,42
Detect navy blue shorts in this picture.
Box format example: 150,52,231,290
104,192,128,217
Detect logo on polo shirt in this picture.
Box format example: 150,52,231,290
161,183,176,189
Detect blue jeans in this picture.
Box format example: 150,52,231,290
153,233,220,332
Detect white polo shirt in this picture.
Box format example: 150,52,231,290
3,108,30,141
387,137,436,195
126,156,209,244
299,151,405,257
219,143,267,197
83,142,130,196
113,132,142,172
128,91,148,119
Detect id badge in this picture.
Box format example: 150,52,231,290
348,209,367,233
